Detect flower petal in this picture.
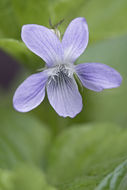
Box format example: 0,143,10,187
75,63,122,92
47,74,82,118
62,17,89,63
13,71,48,112
21,24,63,66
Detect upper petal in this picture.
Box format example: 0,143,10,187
21,24,63,66
75,63,122,92
62,17,89,63
13,71,48,112
47,74,82,118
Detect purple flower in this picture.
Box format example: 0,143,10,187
13,17,122,118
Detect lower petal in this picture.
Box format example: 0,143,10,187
13,71,48,112
47,75,82,118
75,63,122,92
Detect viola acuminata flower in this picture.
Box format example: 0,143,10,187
13,17,122,118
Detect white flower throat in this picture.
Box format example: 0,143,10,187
47,64,74,84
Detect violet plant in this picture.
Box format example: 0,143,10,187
0,0,127,188
13,17,122,118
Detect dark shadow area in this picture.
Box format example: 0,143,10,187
0,49,21,90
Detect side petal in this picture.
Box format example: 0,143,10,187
75,63,122,92
47,75,82,118
13,71,48,112
21,24,63,66
62,17,89,63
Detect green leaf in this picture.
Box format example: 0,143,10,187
11,0,50,27
0,0,20,39
0,166,57,190
12,165,57,190
51,0,127,41
46,123,127,190
0,0,127,40
0,101,51,169
96,160,127,190
0,169,13,190
0,0,50,39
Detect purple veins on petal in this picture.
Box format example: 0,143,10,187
13,71,48,112
62,17,89,63
75,63,122,92
21,24,63,67
47,73,82,118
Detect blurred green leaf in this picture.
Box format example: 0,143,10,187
0,0,20,39
12,165,57,190
0,0,50,39
0,166,57,190
0,96,127,189
11,0,50,27
1,0,127,40
50,0,127,41
0,169,12,190
46,123,127,190
0,104,51,169
96,160,127,190
47,0,127,41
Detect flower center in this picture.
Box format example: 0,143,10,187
54,64,69,76
47,64,74,84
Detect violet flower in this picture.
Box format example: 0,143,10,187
13,17,122,118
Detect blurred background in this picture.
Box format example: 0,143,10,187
0,0,127,189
